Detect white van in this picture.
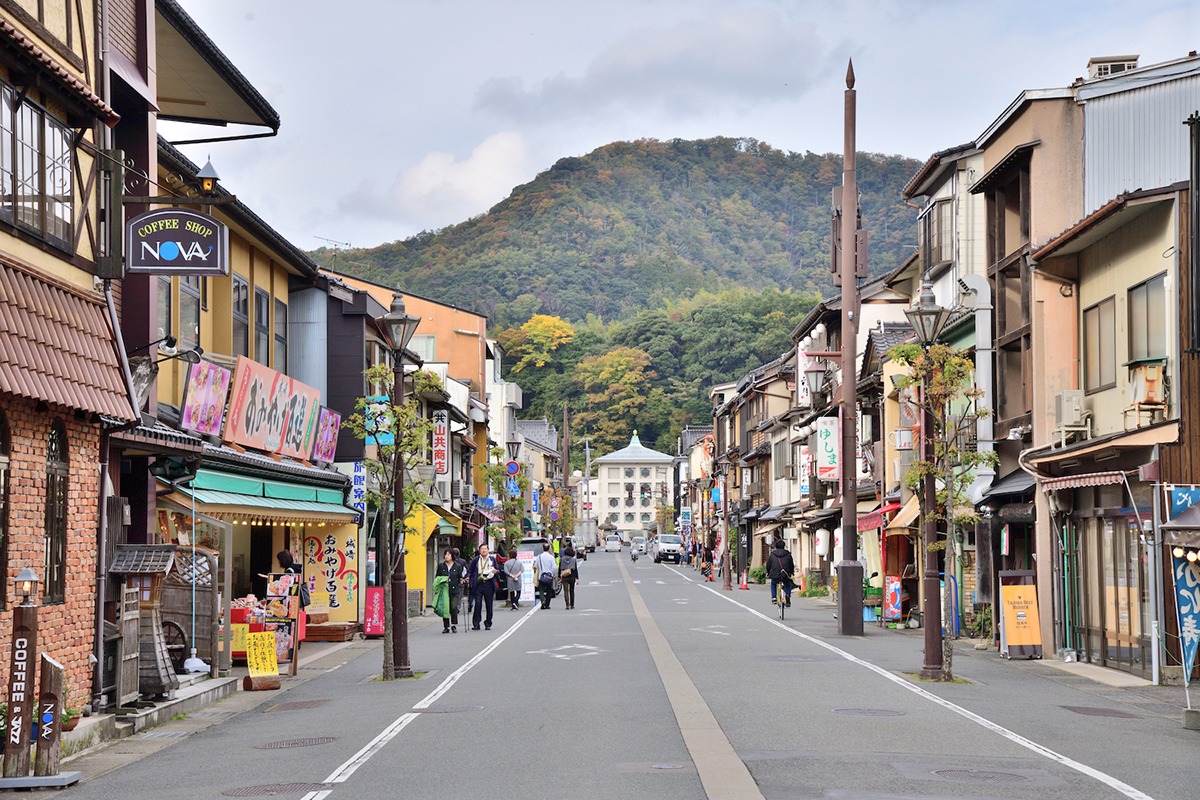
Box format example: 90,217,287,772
604,534,621,552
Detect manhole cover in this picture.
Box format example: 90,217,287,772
932,769,1030,784
264,699,331,713
412,705,481,714
831,708,904,717
256,737,337,749
222,784,331,797
1061,705,1141,718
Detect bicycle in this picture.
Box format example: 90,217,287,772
774,577,793,620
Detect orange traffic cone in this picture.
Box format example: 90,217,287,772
739,570,749,590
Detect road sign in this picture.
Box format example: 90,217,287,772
505,460,521,476
506,477,520,496
550,511,559,521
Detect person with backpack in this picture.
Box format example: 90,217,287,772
534,543,557,610
558,545,580,610
766,538,795,607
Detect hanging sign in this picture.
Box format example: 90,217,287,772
1171,552,1200,684
224,356,321,459
126,208,229,275
180,359,232,436
432,410,449,475
800,445,811,497
310,407,342,463
816,417,840,482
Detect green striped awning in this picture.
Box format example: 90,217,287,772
162,468,355,525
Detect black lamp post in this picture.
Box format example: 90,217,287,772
506,438,522,463
378,293,421,679
904,279,952,680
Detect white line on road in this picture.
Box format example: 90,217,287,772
315,604,540,789
682,572,1157,800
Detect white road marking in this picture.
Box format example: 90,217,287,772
527,643,607,660
691,625,730,636
699,583,1157,800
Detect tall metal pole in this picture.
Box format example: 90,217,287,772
836,60,864,635
392,354,413,678
920,388,943,678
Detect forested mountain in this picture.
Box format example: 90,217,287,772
317,137,921,330
317,137,923,459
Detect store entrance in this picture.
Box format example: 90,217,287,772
250,526,274,598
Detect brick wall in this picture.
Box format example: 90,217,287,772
0,395,100,711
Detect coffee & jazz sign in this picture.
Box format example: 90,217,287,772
224,356,320,459
126,208,229,276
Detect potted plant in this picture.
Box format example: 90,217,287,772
61,706,81,732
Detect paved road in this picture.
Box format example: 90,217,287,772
48,551,1198,799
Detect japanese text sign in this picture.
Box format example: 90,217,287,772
816,417,840,482
224,356,320,459
432,410,449,475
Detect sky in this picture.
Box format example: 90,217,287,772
163,0,1200,251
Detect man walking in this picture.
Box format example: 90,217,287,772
534,543,557,610
466,543,498,630
766,538,795,607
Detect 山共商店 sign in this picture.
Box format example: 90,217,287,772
125,208,229,275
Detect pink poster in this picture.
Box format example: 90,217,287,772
311,407,342,462
180,360,232,436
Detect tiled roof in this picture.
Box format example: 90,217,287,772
0,19,119,126
0,259,138,421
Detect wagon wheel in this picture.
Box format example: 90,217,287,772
162,620,188,674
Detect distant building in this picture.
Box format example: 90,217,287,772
593,432,675,539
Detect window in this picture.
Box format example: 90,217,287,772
409,334,436,363
641,514,650,522
1084,297,1116,391
773,440,788,480
156,276,172,340
0,84,73,251
608,498,618,508
640,468,650,477
922,198,952,266
275,299,288,373
609,513,618,523
0,412,8,609
180,276,200,351
624,513,634,523
232,275,249,357
254,288,270,365
44,421,68,603
624,468,634,478
1128,274,1167,362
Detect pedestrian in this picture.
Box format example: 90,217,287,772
702,544,714,582
466,542,498,630
504,549,524,609
559,545,579,610
435,548,464,633
766,538,795,607
534,543,557,610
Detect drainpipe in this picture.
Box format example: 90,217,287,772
958,273,995,503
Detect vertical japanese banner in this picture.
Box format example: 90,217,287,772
799,445,811,497
816,417,840,482
1172,553,1200,683
432,410,449,475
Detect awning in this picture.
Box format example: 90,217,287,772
858,502,902,532
760,506,786,522
162,468,356,525
886,496,920,535
430,505,463,536
1027,421,1178,467
1161,505,1200,547
1040,471,1125,491
979,469,1036,501
754,522,785,539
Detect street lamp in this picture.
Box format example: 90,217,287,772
378,293,421,679
804,361,827,401
506,438,522,463
904,279,951,680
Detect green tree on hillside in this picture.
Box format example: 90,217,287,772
573,346,656,452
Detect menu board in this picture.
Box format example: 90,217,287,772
264,572,301,676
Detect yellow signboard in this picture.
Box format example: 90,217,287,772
999,578,1042,659
231,623,248,655
245,631,280,678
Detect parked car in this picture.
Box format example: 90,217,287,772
651,533,684,563
604,534,622,552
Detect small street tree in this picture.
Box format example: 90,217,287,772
479,446,530,555
345,363,439,681
889,342,998,681
541,485,576,544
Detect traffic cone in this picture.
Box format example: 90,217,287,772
739,570,749,590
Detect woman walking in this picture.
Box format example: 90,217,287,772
559,545,579,610
435,549,464,633
504,551,524,609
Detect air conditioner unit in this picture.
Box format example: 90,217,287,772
1055,390,1086,428
451,479,463,499
432,479,451,503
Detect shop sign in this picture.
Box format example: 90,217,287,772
531,488,540,514
245,631,279,678
816,417,840,482
180,359,232,436
800,445,811,496
126,208,229,276
224,356,320,459
311,407,342,463
432,410,449,474
351,462,367,524
680,507,692,525
363,587,385,636
1171,549,1200,682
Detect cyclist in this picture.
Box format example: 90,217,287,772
766,538,795,607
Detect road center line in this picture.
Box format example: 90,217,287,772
619,557,764,800
681,571,1156,800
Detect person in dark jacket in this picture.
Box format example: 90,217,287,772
766,539,795,607
435,549,465,633
558,546,580,610
465,543,498,630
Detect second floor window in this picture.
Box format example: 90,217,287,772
1084,296,1116,392
232,275,249,358
44,420,68,604
157,275,172,341
1128,274,1167,363
254,288,270,365
0,84,73,252
180,276,201,350
275,299,288,373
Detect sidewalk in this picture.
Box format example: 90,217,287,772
57,613,441,779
